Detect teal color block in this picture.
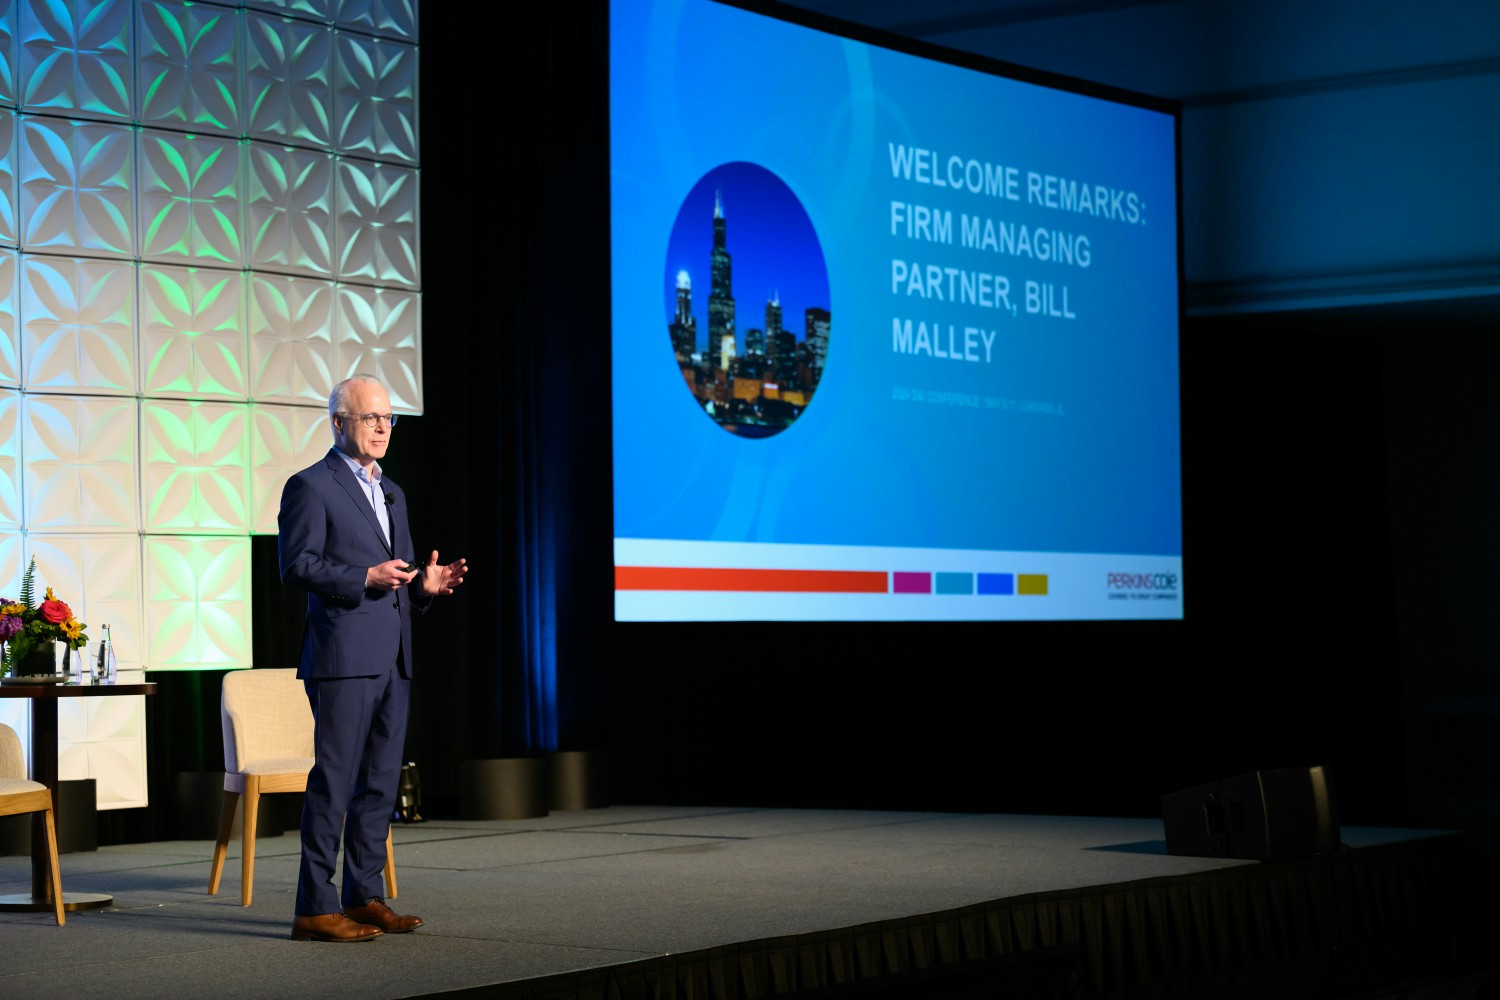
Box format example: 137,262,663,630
934,572,973,595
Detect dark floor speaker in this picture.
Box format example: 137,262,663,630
1162,765,1340,861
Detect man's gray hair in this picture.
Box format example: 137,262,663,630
329,373,383,417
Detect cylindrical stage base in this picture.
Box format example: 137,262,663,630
461,757,549,820
549,750,608,811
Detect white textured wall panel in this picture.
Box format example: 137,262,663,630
21,393,139,532
245,11,334,150
137,0,243,136
245,0,336,23
250,401,330,533
0,248,16,386
248,271,335,404
0,530,19,602
59,723,149,809
20,118,136,258
0,4,16,109
20,254,137,393
0,387,19,528
139,130,245,267
140,398,251,533
246,143,335,277
0,108,18,249
338,0,418,41
335,31,416,163
19,0,134,122
336,157,417,287
336,282,419,411
23,533,144,672
139,263,248,399
143,535,251,669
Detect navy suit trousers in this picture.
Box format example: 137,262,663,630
295,658,409,915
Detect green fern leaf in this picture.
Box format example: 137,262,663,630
18,557,36,610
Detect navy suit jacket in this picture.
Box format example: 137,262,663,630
278,449,422,679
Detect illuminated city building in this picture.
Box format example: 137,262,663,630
670,270,697,361
707,190,734,370
806,307,829,373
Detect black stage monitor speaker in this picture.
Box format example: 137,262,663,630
1162,765,1340,861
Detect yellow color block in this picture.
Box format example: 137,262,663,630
1017,574,1048,595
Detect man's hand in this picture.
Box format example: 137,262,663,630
416,550,468,597
367,558,419,592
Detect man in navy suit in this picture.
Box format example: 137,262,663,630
278,373,467,943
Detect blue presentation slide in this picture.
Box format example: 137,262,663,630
611,0,1183,621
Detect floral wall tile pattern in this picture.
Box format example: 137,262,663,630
1,0,420,807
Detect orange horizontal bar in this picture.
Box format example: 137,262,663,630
616,566,889,593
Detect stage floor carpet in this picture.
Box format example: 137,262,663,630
1,806,1496,999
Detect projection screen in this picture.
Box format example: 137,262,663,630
611,0,1183,621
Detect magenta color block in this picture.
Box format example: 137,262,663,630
892,572,931,594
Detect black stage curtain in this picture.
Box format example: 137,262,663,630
398,1,614,813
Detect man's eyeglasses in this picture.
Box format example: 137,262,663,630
341,412,398,428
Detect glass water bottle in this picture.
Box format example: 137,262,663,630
95,624,117,684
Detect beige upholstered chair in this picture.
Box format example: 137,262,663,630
0,722,65,925
208,668,396,905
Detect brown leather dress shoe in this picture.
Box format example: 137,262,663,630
291,912,383,942
344,898,424,933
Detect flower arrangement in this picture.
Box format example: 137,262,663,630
0,558,89,678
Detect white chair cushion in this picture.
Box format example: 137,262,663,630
0,777,46,795
239,756,315,776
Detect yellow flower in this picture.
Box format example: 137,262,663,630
45,587,55,601
0,602,22,615
61,618,82,640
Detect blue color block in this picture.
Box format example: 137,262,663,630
977,573,1014,595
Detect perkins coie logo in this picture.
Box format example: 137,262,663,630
1106,571,1179,601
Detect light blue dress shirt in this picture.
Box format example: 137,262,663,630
334,446,390,546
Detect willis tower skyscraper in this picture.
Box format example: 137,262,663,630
707,191,735,370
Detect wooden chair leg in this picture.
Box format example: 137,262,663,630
42,806,64,927
383,826,397,899
208,786,239,895
241,778,260,906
